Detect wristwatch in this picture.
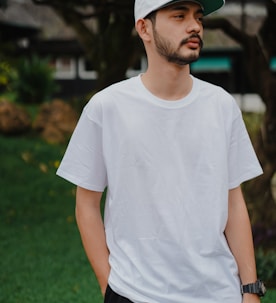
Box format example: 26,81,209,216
241,280,266,297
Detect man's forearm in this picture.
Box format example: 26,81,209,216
76,187,110,295
225,187,257,283
225,186,260,303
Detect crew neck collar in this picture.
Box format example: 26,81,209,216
137,74,199,108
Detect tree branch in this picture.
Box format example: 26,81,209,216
204,17,249,47
32,0,133,19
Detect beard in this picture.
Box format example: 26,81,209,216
153,28,203,66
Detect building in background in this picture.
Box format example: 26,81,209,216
0,0,274,112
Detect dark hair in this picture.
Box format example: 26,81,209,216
144,10,157,25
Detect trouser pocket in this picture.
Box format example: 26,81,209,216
104,285,133,303
104,285,112,303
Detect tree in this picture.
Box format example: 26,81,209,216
32,0,276,245
204,0,276,246
32,0,139,90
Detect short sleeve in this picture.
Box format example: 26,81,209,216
228,108,263,189
56,101,107,192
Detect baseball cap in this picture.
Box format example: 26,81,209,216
134,0,225,21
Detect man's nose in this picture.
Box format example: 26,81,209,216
186,17,202,33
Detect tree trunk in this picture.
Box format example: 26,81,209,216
204,0,276,248
52,5,138,91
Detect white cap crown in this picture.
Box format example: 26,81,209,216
134,0,225,22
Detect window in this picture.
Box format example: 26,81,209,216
78,57,98,80
52,57,76,79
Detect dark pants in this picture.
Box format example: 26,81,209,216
104,285,134,303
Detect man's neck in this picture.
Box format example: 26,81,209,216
141,63,193,101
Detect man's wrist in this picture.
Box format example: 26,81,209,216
242,293,261,303
241,280,266,297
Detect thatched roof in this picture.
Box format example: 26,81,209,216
0,0,267,47
0,0,75,39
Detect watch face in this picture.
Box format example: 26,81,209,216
258,280,266,296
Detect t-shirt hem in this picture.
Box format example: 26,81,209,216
228,168,263,190
56,169,106,192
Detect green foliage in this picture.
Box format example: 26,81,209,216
256,249,276,283
0,61,16,91
242,112,263,141
262,289,276,303
11,55,58,104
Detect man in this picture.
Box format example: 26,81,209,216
57,1,266,302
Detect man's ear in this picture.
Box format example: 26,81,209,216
135,19,152,42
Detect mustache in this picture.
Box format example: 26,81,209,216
180,34,203,48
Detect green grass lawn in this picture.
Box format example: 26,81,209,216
0,134,275,303
0,135,102,303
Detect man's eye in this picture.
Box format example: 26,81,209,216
174,14,185,19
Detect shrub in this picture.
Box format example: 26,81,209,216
11,55,58,104
0,61,16,92
256,249,276,284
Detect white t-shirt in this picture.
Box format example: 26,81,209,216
57,75,262,303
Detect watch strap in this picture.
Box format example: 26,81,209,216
242,283,259,294
241,280,266,297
